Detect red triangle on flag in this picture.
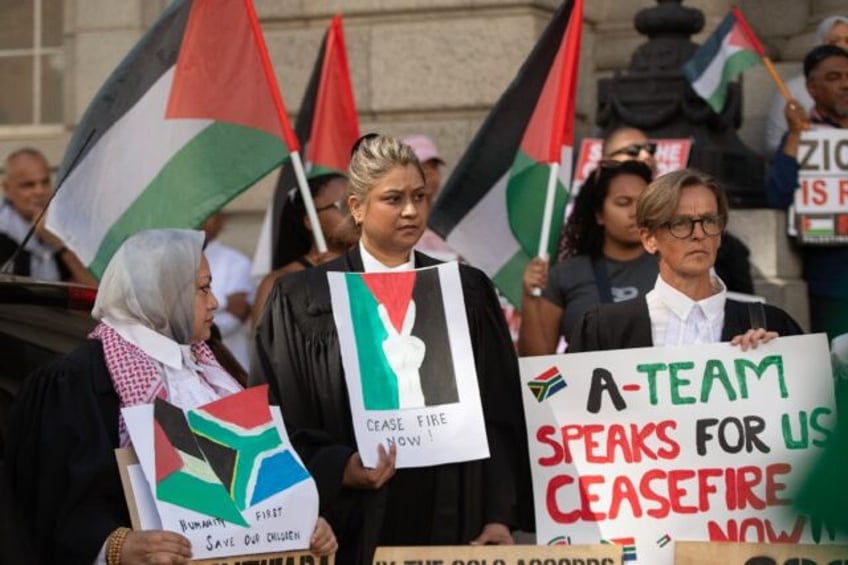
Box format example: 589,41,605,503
362,271,417,333
201,385,273,430
165,0,298,148
519,0,583,164
154,419,184,483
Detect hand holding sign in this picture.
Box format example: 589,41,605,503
378,301,426,409
121,529,192,564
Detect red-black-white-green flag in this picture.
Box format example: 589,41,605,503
682,7,764,113
268,14,360,269
428,0,583,308
47,0,299,278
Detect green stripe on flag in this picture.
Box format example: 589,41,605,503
347,275,399,410
493,248,534,308
705,50,761,112
89,122,287,277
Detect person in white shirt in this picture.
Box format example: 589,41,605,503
3,228,336,564
568,169,802,352
202,213,255,370
764,15,848,155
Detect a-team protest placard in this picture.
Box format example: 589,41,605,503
519,334,844,565
792,128,848,244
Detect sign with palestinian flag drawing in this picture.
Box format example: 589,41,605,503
519,335,844,565
328,262,488,468
429,0,582,308
48,0,300,278
123,385,318,560
791,128,848,245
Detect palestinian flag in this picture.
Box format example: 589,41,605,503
346,268,457,410
154,386,310,524
268,14,360,270
47,0,299,278
428,0,582,307
682,7,764,113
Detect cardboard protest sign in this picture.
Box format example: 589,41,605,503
520,334,844,565
328,262,488,468
373,544,621,565
792,128,848,244
572,138,692,194
122,385,319,560
675,541,848,564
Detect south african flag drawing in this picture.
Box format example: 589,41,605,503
528,366,567,402
153,385,310,525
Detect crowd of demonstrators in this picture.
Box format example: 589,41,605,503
520,160,656,355
764,16,848,155
202,212,255,371
252,172,358,325
251,134,532,565
766,44,848,341
568,169,802,352
1,228,337,564
0,147,95,285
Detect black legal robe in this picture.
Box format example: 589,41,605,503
252,248,533,565
3,339,130,564
567,296,804,352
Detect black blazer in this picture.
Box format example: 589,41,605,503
567,296,803,353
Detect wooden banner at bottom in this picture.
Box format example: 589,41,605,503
193,552,332,565
675,541,848,564
373,544,621,565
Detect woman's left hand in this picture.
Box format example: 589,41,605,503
470,522,513,545
731,328,778,351
309,517,337,556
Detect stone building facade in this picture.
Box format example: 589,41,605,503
2,0,842,327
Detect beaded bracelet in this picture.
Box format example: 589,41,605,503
106,527,131,565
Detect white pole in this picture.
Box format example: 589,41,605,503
531,162,561,297
289,150,328,253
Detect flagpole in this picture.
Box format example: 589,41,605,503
531,162,561,296
289,150,328,254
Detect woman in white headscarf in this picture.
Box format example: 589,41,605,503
3,229,336,565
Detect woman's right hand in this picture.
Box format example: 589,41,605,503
120,530,192,564
342,444,397,490
522,257,548,297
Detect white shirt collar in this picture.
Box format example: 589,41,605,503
653,274,726,322
103,317,184,369
359,241,415,272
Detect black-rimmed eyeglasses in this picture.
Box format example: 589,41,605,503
609,142,657,159
662,215,726,239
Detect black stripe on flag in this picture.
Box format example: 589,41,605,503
270,27,330,269
428,0,574,238
58,0,192,180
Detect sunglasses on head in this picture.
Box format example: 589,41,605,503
608,141,657,159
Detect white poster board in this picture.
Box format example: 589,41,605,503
123,386,318,560
520,334,843,565
328,262,489,468
791,128,848,244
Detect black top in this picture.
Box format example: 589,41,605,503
251,247,533,565
567,296,803,353
3,339,129,564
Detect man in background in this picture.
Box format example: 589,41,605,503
1,148,94,285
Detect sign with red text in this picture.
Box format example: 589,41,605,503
519,334,843,565
792,128,848,245
572,138,692,190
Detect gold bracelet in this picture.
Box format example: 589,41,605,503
106,527,131,565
